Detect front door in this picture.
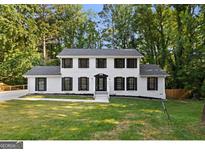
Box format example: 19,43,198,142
95,76,107,91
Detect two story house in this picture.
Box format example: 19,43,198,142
24,48,168,100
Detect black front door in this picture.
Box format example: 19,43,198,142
95,76,107,91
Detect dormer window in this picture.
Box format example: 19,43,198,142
79,58,89,68
62,58,73,68
127,58,137,68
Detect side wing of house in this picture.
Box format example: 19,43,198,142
138,64,168,99
24,66,62,93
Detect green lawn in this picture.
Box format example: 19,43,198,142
0,97,204,140
21,94,94,100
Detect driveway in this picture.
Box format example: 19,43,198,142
0,90,28,101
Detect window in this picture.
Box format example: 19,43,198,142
114,77,125,90
62,58,73,68
127,77,137,90
79,58,89,68
114,58,125,68
147,77,158,90
35,78,46,91
127,58,137,68
96,58,107,68
62,77,73,91
78,77,89,91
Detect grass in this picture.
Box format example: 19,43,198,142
0,97,204,140
21,94,94,100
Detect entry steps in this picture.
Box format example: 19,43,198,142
94,91,109,103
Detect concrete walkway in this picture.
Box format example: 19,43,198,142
0,90,28,101
15,97,109,103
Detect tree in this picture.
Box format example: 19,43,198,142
35,4,59,61
0,51,41,84
0,5,41,84
0,5,38,62
99,4,135,48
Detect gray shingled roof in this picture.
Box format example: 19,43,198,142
25,66,61,76
140,64,169,76
25,64,168,77
57,48,143,57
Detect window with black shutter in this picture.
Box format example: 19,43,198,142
114,59,125,68
78,77,89,91
147,77,158,90
79,58,89,68
114,77,125,90
127,77,137,90
62,58,73,68
62,77,73,91
127,58,137,68
96,58,107,68
35,78,47,91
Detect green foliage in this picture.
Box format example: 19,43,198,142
0,50,41,85
45,59,60,66
99,4,135,48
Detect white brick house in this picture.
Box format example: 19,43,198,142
24,49,168,99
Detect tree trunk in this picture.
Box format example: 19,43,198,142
202,104,205,123
43,35,47,61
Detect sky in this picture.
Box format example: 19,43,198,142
83,4,103,13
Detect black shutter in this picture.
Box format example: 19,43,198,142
70,78,73,90
114,78,116,90
62,78,64,91
70,59,73,68
35,78,38,91
86,77,89,90
87,59,89,68
78,78,81,90
135,77,137,90
122,78,125,90
126,77,128,90
96,59,98,68
147,77,150,90
135,59,137,68
44,78,47,91
156,78,158,90
78,59,81,68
